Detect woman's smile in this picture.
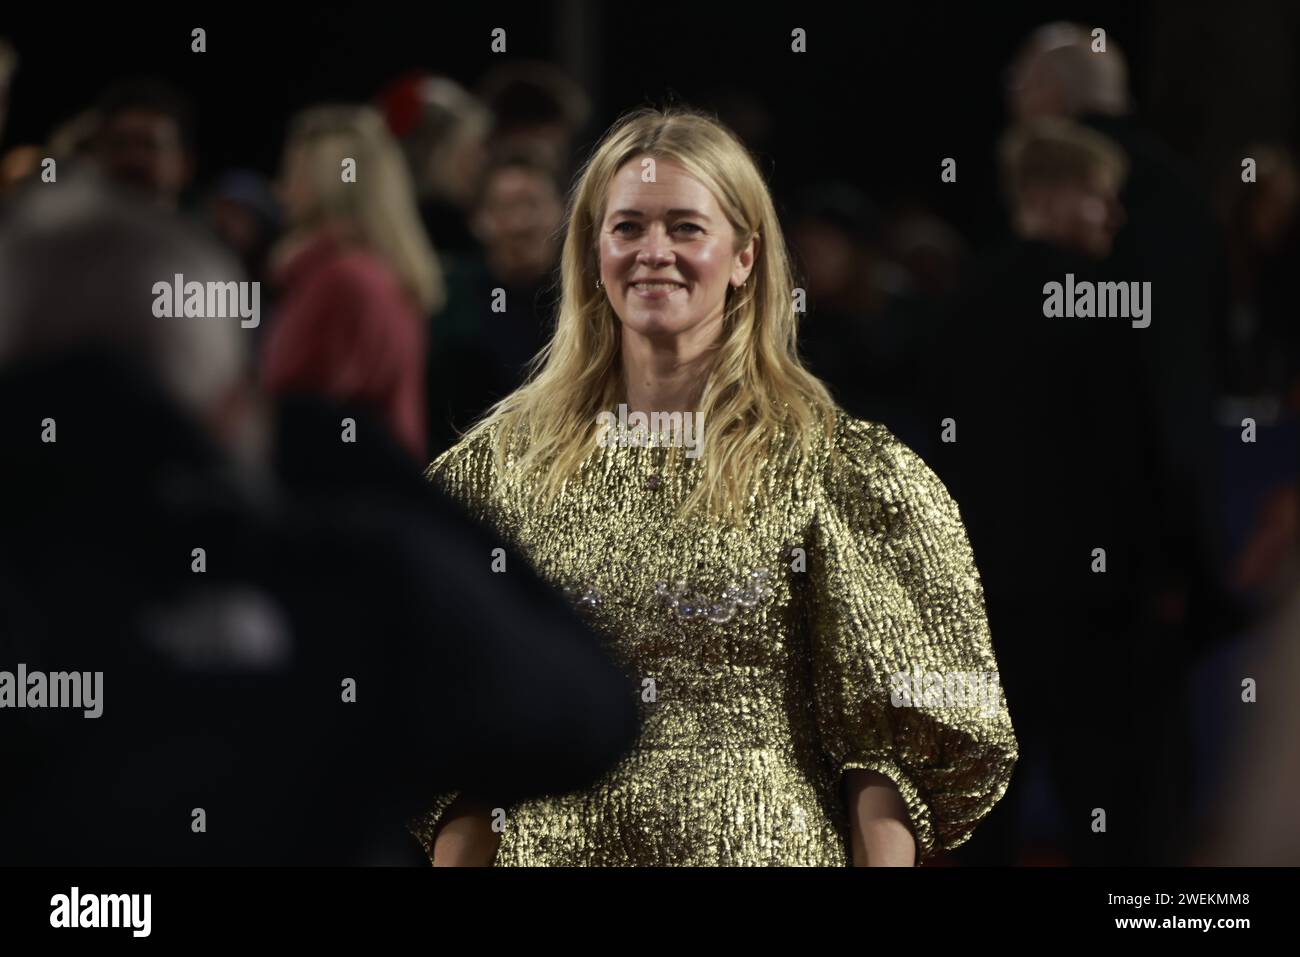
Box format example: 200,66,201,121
629,280,688,299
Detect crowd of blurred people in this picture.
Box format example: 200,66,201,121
1,20,1297,865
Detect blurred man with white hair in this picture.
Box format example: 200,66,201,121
1006,22,1132,122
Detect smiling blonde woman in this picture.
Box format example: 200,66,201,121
410,106,1018,867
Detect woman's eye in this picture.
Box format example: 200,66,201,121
611,221,700,236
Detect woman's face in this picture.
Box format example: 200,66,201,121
598,156,753,341
275,144,316,228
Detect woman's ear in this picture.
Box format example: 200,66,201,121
732,232,758,286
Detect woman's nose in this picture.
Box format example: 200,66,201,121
636,225,674,264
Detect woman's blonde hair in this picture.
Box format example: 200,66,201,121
285,104,445,315
458,105,838,527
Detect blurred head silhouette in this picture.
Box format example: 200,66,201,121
472,145,567,287
1006,22,1132,123
787,182,883,310
0,171,265,466
94,77,196,211
1001,118,1128,260
1222,144,1300,252
377,73,492,208
478,61,590,178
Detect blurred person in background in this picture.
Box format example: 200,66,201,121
93,76,196,212
1000,119,1127,260
47,108,102,163
0,37,15,145
0,144,40,193
1217,144,1300,402
376,72,492,258
886,202,970,307
3,107,103,199
1199,564,1300,866
0,170,638,864
932,118,1185,865
1006,22,1234,648
263,104,444,463
787,182,940,455
425,144,566,455
1004,20,1259,870
204,168,282,295
0,39,41,197
477,60,590,182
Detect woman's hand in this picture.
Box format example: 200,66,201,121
431,797,502,867
844,768,918,867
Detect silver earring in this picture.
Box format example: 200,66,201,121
595,278,603,289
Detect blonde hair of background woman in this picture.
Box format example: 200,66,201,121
285,104,445,315
455,106,838,528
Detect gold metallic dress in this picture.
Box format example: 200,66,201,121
411,410,1018,865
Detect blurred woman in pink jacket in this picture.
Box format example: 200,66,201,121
264,105,444,461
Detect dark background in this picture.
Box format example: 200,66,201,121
1,2,1189,241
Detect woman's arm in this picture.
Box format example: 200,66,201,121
844,769,918,867
431,795,502,867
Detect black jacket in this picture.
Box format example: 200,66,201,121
0,351,639,865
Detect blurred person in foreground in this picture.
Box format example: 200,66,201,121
412,106,1017,867
263,104,445,463
425,144,566,455
0,171,638,864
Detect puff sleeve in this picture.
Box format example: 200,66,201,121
408,791,463,863
808,416,1018,863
